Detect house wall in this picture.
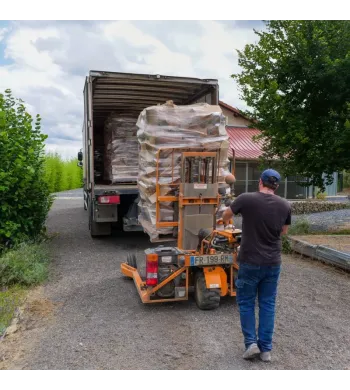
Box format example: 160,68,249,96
221,107,251,127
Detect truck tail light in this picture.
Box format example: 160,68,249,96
146,254,158,286
97,195,120,204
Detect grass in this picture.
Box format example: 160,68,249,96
0,286,25,336
44,152,83,193
0,241,50,336
0,242,50,287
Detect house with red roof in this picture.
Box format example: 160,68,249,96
219,101,339,199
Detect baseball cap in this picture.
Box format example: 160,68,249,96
261,169,281,184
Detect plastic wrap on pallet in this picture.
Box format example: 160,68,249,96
104,114,139,183
137,101,230,242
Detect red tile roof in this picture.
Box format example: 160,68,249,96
226,126,264,160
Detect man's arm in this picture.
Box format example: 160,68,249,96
281,207,292,235
222,194,245,225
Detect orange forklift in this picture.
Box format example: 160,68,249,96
121,149,241,310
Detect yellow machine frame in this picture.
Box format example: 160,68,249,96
121,148,241,305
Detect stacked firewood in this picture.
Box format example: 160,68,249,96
137,101,230,241
104,114,139,183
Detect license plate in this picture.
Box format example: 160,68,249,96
190,254,233,266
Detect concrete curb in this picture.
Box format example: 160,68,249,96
289,237,350,272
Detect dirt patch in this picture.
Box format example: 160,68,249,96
0,287,59,370
28,299,55,318
293,235,350,253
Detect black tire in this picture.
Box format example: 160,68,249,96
194,271,220,310
126,253,137,269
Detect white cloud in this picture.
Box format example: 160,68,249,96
0,20,261,158
5,26,61,73
101,21,194,75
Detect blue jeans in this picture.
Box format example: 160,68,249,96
235,262,281,352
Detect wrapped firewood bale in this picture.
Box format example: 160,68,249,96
94,149,103,181
104,113,139,183
137,101,230,241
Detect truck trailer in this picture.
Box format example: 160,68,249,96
79,70,219,238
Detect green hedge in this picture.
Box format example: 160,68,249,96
0,90,52,247
44,152,83,193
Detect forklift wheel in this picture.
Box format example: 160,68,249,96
126,253,137,269
194,271,220,310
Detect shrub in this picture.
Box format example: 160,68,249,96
288,218,311,235
0,90,53,247
316,191,327,200
282,235,292,254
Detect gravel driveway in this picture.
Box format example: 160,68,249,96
3,197,350,370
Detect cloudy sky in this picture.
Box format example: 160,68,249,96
0,20,263,158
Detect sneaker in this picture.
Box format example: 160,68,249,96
260,352,271,362
243,343,260,359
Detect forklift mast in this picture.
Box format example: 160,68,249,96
155,149,221,251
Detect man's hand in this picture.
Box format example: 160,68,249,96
222,207,234,225
281,225,289,235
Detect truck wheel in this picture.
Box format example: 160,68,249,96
194,271,220,310
126,253,137,269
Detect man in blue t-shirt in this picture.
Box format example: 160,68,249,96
223,169,291,362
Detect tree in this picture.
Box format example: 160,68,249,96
232,20,350,190
0,89,53,248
